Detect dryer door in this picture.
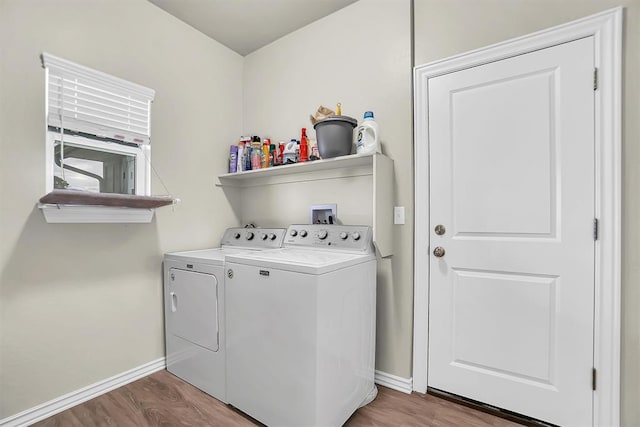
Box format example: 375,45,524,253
168,268,219,352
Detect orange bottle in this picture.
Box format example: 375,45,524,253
262,139,270,168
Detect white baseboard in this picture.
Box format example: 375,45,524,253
0,357,166,427
374,370,413,394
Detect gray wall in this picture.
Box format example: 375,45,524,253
0,0,243,418
413,1,640,425
242,0,414,377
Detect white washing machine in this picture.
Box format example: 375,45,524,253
225,224,377,427
163,227,285,403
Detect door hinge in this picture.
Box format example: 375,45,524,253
594,68,598,91
592,368,597,391
593,218,599,240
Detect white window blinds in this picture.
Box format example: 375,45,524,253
42,53,155,145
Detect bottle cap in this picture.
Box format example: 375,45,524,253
270,144,276,150
252,135,261,142
364,111,374,119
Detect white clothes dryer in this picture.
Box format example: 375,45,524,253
225,224,377,427
163,227,285,403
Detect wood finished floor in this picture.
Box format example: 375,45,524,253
34,370,523,427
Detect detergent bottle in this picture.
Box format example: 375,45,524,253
355,111,380,155
283,139,297,164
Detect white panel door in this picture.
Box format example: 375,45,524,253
428,37,595,427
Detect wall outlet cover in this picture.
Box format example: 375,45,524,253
310,204,337,224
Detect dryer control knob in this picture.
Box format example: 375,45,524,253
269,233,277,240
318,230,328,240
300,230,308,237
290,229,298,237
352,232,361,241
245,231,255,240
261,233,268,240
234,232,241,239
339,232,348,240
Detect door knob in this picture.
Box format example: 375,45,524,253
433,246,446,257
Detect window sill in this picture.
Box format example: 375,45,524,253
38,190,175,224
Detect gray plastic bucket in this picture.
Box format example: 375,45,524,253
313,115,358,159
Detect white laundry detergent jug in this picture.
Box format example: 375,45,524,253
356,111,380,155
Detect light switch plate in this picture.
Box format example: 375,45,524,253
394,206,405,225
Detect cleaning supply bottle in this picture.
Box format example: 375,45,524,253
261,139,270,168
229,145,238,173
299,128,309,162
309,139,320,161
237,140,244,172
269,143,277,166
278,142,285,165
251,136,262,170
356,111,380,155
242,137,252,171
245,144,252,171
284,139,297,164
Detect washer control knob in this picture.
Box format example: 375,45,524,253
245,231,254,240
261,233,268,240
352,232,361,241
318,230,328,240
269,233,277,240
234,232,241,239
339,232,348,240
290,229,298,237
300,230,308,238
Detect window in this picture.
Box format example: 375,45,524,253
49,132,147,195
39,54,170,222
42,53,155,196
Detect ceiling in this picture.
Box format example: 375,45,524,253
148,0,358,56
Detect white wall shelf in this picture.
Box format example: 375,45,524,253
217,153,395,257
217,153,376,186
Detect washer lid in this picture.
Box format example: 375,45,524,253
225,248,375,275
164,247,257,266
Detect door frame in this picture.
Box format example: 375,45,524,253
412,7,622,426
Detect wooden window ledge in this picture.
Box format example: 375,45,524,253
38,190,176,223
